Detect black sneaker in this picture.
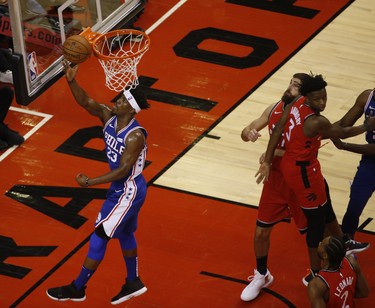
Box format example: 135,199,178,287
345,239,370,256
302,269,315,287
111,277,147,305
0,123,24,145
0,138,8,150
46,281,86,302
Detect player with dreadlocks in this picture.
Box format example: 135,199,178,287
240,73,370,302
308,236,369,307
255,74,375,287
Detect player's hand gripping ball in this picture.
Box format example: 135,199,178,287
63,35,92,64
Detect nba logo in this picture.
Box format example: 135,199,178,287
28,51,39,81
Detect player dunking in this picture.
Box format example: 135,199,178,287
308,236,369,307
46,60,150,304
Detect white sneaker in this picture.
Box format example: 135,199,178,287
240,269,274,301
0,70,13,84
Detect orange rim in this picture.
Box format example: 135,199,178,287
79,27,101,43
91,29,150,61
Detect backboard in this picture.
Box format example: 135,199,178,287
2,0,147,105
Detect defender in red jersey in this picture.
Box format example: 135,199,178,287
240,74,310,302
308,236,369,307
240,75,371,302
255,74,375,289
241,75,309,231
280,95,327,210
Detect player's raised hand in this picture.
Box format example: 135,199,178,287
62,59,79,83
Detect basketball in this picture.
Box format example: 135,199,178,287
63,35,92,64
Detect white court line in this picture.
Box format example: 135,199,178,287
146,0,188,35
0,107,53,162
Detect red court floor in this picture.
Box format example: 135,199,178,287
1,0,374,307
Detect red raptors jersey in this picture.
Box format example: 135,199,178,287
280,96,327,209
317,258,356,308
257,100,308,231
283,96,321,162
269,100,287,150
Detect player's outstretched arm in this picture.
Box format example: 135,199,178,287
307,114,375,140
331,138,375,155
241,103,274,142
255,102,292,183
62,59,111,123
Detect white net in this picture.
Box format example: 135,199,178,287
92,30,150,91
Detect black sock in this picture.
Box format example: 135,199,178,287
256,256,268,275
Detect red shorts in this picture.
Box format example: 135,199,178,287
281,155,327,209
257,157,307,232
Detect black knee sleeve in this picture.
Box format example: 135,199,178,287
324,200,337,224
303,206,326,248
324,179,337,224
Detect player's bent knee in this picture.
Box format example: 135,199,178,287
306,230,323,248
324,201,337,224
88,231,109,261
304,206,326,248
254,226,272,241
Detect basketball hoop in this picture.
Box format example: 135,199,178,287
80,27,150,91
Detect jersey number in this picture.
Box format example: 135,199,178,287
340,290,349,308
285,118,295,141
107,148,118,163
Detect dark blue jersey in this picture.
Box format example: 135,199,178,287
97,116,148,238
103,116,148,189
364,89,375,145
